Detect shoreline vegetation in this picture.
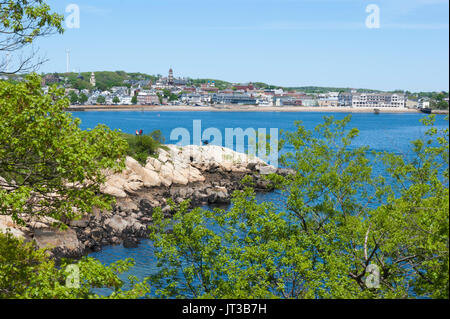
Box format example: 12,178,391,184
66,104,450,114
2,76,448,298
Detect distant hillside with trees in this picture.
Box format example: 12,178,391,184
284,86,384,94
187,78,232,90
43,71,158,91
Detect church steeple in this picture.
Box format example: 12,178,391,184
168,68,174,85
90,72,96,87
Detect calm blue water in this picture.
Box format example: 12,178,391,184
72,111,448,294
75,111,447,156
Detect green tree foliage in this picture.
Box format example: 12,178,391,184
149,130,165,144
156,92,163,105
96,95,106,105
112,96,120,105
284,87,382,94
131,95,138,105
187,79,231,90
94,71,129,91
78,93,88,105
0,74,153,299
0,74,128,225
162,89,179,102
0,232,151,299
0,0,64,74
414,91,449,110
251,82,279,90
431,94,449,110
66,75,92,91
68,91,78,105
0,1,151,300
418,91,449,100
148,115,449,299
434,100,449,110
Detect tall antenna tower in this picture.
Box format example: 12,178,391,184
66,49,70,73
5,53,10,73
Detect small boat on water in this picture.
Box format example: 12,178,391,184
420,108,432,114
374,108,380,114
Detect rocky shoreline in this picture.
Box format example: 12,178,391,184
1,145,288,259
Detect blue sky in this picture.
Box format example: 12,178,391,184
37,0,449,92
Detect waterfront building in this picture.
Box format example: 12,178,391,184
389,93,407,108
339,92,406,108
256,96,273,106
351,93,406,108
275,98,282,107
180,93,210,105
137,92,159,105
300,97,319,107
418,98,431,109
273,95,302,106
338,92,353,106
212,93,257,105
406,99,418,108
120,96,132,105
319,92,339,107
318,99,338,107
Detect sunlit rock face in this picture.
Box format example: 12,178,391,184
101,145,275,197
1,146,282,259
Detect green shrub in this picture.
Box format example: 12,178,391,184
0,232,150,299
149,129,165,144
122,131,165,165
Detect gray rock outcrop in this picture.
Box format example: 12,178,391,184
1,145,285,259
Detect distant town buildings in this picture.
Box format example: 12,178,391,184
155,68,188,88
339,92,406,108
418,98,431,109
137,91,159,105
233,83,255,92
318,92,339,107
201,82,219,93
212,93,257,105
41,73,64,86
18,67,448,109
